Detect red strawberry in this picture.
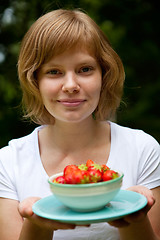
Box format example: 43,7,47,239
88,163,102,172
102,170,119,181
88,168,102,183
78,164,88,171
64,165,78,176
86,159,94,167
101,164,110,172
65,169,83,184
80,170,90,184
53,176,66,184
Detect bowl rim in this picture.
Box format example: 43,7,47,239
48,171,124,188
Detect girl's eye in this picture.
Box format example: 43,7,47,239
79,67,93,73
47,69,61,75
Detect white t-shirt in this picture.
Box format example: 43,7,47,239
0,122,160,240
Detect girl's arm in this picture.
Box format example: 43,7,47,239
18,219,53,240
18,197,76,240
0,197,75,240
109,186,160,240
0,198,23,240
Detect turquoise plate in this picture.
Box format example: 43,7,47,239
32,190,147,225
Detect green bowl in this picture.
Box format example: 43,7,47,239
48,171,124,212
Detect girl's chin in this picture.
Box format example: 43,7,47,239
53,114,94,124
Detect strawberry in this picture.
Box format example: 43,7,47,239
65,169,83,184
65,169,90,184
53,176,66,184
88,163,102,172
80,170,90,184
78,163,88,171
86,159,94,167
102,170,119,181
101,164,110,172
88,168,102,183
63,165,78,176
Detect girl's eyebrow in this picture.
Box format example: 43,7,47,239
42,59,97,70
42,63,62,69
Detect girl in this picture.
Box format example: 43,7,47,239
0,9,160,240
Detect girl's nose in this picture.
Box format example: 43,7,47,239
62,73,80,93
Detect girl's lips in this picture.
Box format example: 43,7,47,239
57,99,86,107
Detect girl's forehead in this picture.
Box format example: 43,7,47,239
44,44,97,64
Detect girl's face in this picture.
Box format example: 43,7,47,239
37,46,102,124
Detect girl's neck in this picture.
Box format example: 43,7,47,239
39,118,108,153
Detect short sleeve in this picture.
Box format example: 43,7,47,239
0,146,18,200
137,133,160,189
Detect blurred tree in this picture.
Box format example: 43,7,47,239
0,0,159,148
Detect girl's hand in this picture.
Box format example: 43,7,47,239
18,197,76,231
108,185,155,228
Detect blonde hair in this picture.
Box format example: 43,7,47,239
18,9,125,124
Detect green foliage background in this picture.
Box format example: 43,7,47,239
0,0,160,148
